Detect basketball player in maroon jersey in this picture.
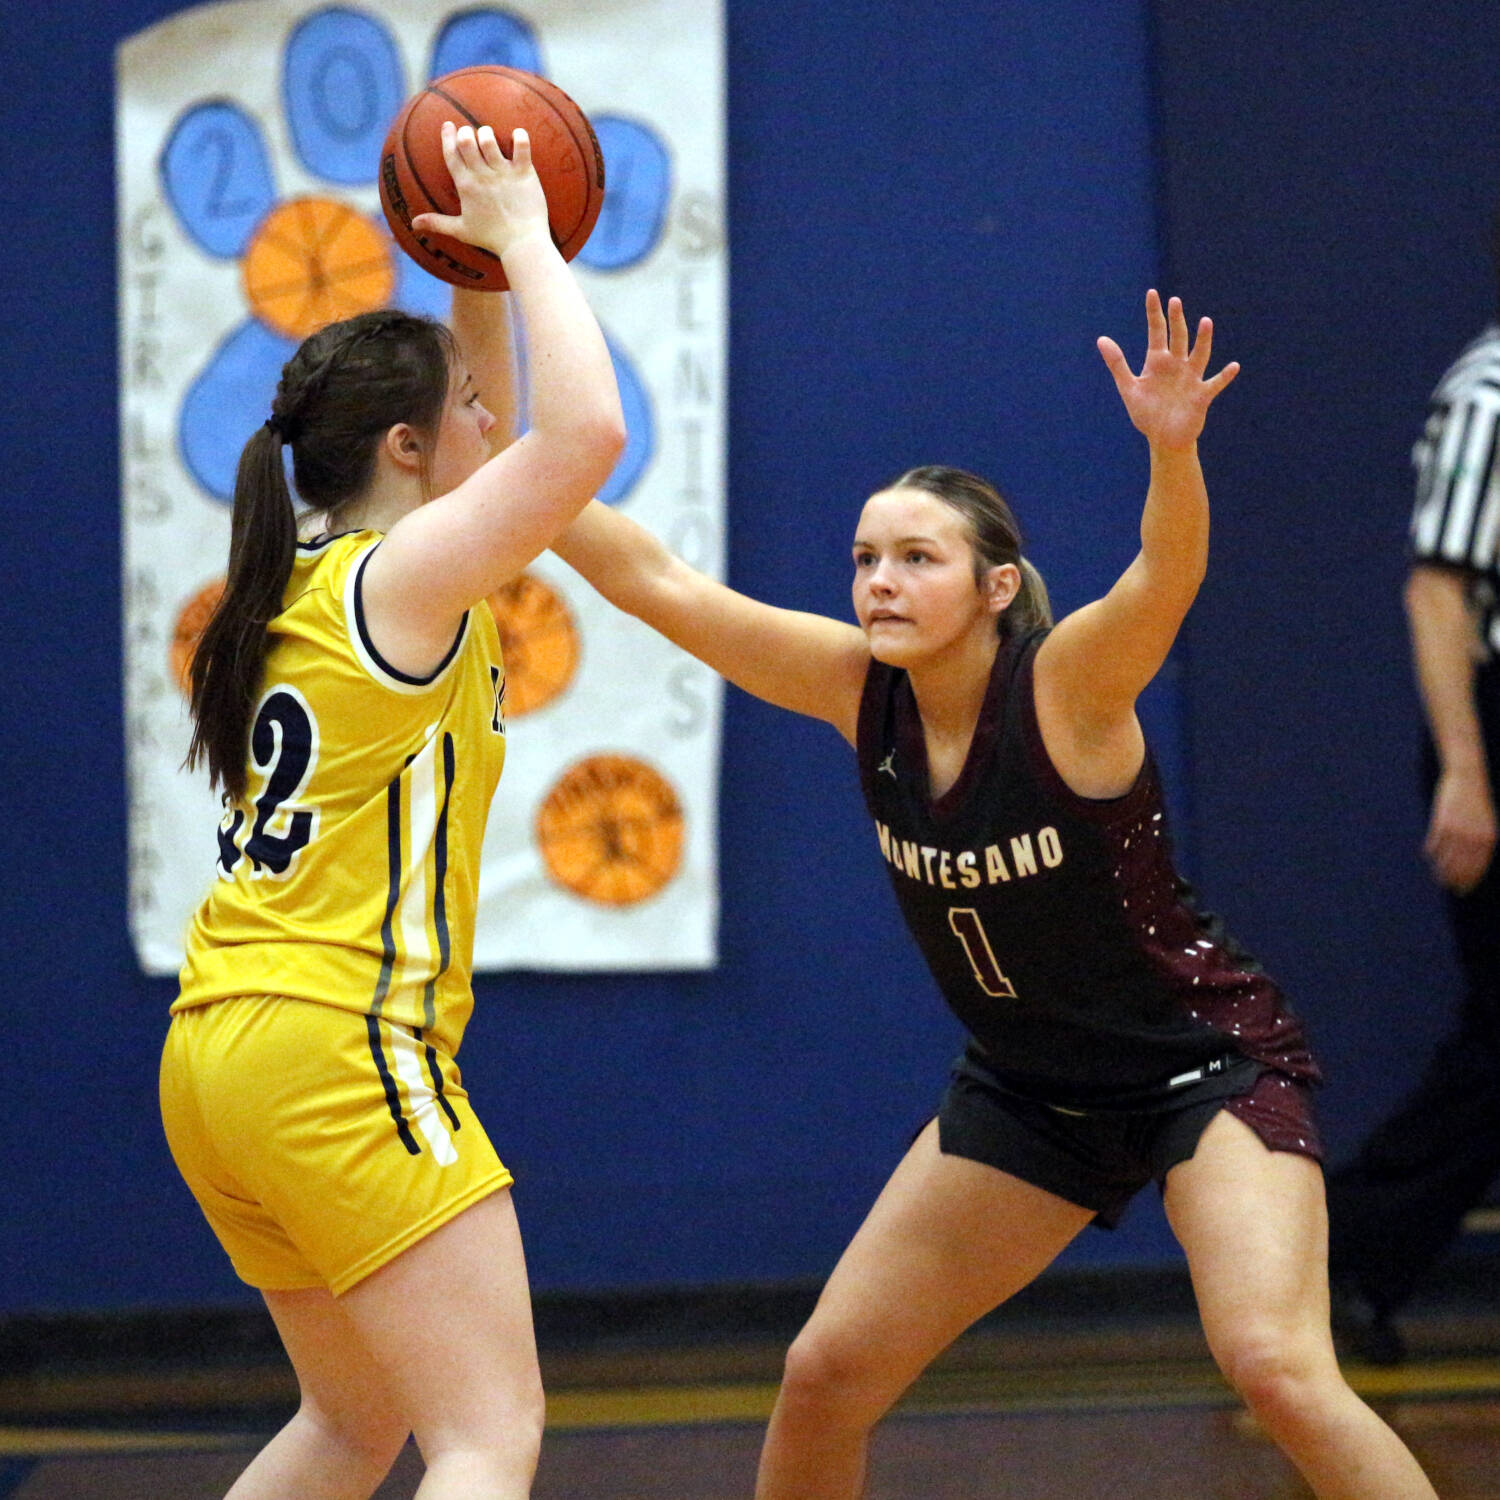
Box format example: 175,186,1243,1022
553,291,1437,1498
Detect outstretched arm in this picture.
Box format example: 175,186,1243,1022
554,501,871,743
1035,290,1239,784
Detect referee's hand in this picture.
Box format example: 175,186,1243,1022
1425,766,1497,893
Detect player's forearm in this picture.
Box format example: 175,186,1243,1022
1136,442,1210,607
500,236,623,464
450,288,518,451
554,500,680,618
1405,566,1488,776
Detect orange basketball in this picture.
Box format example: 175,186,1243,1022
379,66,605,291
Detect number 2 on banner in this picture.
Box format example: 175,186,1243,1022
948,907,1018,1000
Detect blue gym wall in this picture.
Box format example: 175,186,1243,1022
1,0,1492,1314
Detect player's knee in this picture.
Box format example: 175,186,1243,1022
298,1397,410,1476
779,1326,888,1424
419,1371,545,1468
1212,1324,1331,1418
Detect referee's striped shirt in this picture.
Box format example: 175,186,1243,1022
1410,324,1500,661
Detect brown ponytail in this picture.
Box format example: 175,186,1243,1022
890,465,1053,638
185,424,298,800
184,309,456,799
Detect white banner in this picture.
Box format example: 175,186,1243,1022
118,0,725,973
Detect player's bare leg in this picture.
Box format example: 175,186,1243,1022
340,1187,544,1499
754,1120,1093,1500
226,1288,408,1500
1165,1110,1438,1499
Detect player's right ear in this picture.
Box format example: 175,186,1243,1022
984,562,1022,615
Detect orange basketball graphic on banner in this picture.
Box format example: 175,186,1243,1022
536,754,684,905
486,573,579,717
243,197,396,340
169,577,226,697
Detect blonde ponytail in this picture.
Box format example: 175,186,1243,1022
1011,556,1053,633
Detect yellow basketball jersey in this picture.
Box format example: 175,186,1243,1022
176,531,506,1057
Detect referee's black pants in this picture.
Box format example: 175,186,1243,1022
1326,661,1500,1314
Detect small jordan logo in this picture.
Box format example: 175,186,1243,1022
878,750,897,779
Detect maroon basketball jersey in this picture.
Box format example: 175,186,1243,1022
856,630,1320,1107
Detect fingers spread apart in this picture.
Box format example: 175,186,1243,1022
1145,287,1168,351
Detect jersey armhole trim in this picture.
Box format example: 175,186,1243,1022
343,542,470,695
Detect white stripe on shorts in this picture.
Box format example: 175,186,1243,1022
388,1025,459,1167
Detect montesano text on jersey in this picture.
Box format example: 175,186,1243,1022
176,532,507,1057
856,629,1318,1106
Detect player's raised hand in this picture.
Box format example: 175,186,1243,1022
1096,290,1240,451
411,122,550,260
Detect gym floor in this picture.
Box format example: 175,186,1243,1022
3,1260,1496,1499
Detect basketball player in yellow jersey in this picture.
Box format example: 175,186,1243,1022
159,121,624,1500
177,527,504,1062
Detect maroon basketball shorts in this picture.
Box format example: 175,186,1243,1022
937,1043,1322,1228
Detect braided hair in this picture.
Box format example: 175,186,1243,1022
186,310,457,799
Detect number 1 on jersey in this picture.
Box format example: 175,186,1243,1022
948,907,1018,1000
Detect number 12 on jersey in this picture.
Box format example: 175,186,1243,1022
948,907,1018,1000
217,686,320,879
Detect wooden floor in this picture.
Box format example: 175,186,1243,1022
3,1271,1497,1499
4,1367,1499,1498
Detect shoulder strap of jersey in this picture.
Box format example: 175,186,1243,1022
855,656,900,815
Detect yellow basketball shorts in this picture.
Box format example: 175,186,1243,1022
160,995,513,1295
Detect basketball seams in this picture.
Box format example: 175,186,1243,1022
380,65,604,290
518,71,607,199
477,69,598,246
397,97,502,272
417,67,594,246
399,104,456,218
426,82,483,131
405,88,472,214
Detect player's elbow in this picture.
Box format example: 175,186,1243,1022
614,551,701,634
574,392,628,459
573,408,628,488
1126,553,1203,621
533,415,626,505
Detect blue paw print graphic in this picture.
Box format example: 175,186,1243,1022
160,5,670,507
